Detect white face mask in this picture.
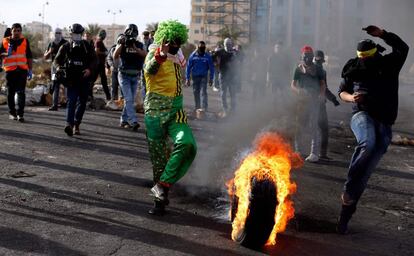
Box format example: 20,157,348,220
71,34,82,42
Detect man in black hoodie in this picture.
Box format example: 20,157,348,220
337,25,409,234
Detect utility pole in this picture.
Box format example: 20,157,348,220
40,1,49,51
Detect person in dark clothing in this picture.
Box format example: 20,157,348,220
218,37,237,117
291,45,326,163
54,23,97,136
83,31,98,109
94,29,111,100
313,50,340,161
337,25,409,234
44,28,68,111
0,28,12,73
0,23,33,122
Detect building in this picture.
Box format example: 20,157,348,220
189,0,251,47
23,21,52,50
100,24,125,46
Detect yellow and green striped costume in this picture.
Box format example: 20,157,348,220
143,48,197,184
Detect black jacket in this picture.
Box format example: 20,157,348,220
339,31,409,125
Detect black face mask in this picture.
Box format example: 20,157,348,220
303,56,313,65
198,47,206,54
168,46,179,55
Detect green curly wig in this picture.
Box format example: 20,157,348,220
154,20,188,45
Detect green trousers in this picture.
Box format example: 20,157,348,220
145,100,197,185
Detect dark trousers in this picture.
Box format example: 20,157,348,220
96,64,110,100
318,102,329,156
111,70,120,100
51,79,66,107
6,69,27,117
66,81,89,126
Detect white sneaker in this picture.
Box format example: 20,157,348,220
212,86,219,92
305,153,319,163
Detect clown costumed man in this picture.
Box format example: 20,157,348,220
143,20,197,215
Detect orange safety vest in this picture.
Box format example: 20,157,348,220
2,36,29,72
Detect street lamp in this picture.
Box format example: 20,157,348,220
39,1,49,51
107,9,122,24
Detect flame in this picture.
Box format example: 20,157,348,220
227,132,302,246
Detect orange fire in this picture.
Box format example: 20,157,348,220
227,132,302,245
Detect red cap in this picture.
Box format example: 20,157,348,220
301,45,313,53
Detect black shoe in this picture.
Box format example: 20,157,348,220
74,124,81,135
132,122,140,131
64,125,73,136
336,216,349,235
9,114,17,120
148,200,166,216
336,204,356,235
48,106,58,111
17,116,24,122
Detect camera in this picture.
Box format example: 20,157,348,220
125,36,136,47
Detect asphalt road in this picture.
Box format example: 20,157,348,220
0,85,413,256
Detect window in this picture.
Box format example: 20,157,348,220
195,17,202,24
194,29,200,34
200,27,204,33
195,6,202,12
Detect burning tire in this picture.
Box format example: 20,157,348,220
231,177,278,249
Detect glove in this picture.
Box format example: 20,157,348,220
27,70,33,80
208,80,213,87
333,99,340,106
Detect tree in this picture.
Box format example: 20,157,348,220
22,31,43,58
216,25,244,42
145,22,159,32
85,23,102,38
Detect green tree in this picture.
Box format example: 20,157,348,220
85,23,102,38
22,31,43,58
216,25,243,42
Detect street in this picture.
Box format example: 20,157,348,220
0,86,413,256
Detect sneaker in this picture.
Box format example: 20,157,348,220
48,106,58,111
64,125,73,136
212,86,219,92
319,155,332,161
151,183,167,202
120,122,131,128
341,192,356,206
74,124,80,135
305,153,319,163
17,116,25,122
9,114,17,120
132,122,140,131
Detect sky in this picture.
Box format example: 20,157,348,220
0,0,191,32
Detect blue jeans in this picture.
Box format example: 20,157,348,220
192,76,208,110
118,72,138,124
344,111,392,202
66,82,89,126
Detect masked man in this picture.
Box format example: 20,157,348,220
54,23,96,136
44,28,68,111
291,45,326,162
143,20,197,215
337,26,409,234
